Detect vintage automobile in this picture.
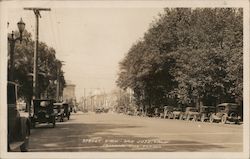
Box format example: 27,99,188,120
172,107,183,119
163,106,174,119
180,107,199,121
31,99,56,128
8,81,31,152
53,102,65,122
95,107,104,113
209,103,241,124
63,103,71,120
198,106,216,122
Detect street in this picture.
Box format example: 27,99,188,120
29,112,243,152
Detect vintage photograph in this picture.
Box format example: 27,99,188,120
0,0,249,159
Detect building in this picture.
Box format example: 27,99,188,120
63,81,76,102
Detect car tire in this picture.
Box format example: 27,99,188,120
31,122,36,129
209,115,214,123
201,114,205,122
221,115,227,124
167,113,171,119
179,114,183,120
20,127,29,152
192,115,197,122
52,120,56,128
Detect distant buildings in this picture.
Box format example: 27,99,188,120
63,81,76,104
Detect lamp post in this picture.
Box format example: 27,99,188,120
8,18,25,81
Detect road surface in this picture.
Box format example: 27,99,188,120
28,112,243,152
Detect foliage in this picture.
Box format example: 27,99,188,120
8,30,65,105
117,8,243,109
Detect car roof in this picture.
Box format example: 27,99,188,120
217,103,239,107
53,102,65,105
34,99,53,101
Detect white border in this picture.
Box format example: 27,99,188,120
0,0,249,159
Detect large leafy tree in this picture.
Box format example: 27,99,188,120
117,8,243,109
8,30,65,107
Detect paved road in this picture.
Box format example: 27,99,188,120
29,112,243,152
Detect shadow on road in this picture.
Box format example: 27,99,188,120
29,122,225,152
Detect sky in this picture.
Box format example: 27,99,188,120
7,7,164,99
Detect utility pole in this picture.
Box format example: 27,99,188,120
24,8,51,100
84,88,86,110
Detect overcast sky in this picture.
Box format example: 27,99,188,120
7,7,164,99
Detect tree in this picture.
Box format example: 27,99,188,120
8,30,65,109
117,8,243,110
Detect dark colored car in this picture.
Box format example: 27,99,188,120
209,103,241,124
8,82,31,152
31,99,56,128
95,107,104,113
53,102,65,122
63,103,71,120
180,107,199,121
198,106,216,122
163,106,174,119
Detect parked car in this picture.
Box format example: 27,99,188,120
172,107,183,119
198,106,216,122
163,106,174,119
31,99,56,128
95,107,104,113
8,82,31,152
209,103,241,124
63,103,71,120
53,102,65,122
180,107,199,121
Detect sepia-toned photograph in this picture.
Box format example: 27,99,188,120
0,0,249,159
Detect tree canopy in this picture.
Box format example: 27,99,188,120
117,8,243,109
8,29,65,104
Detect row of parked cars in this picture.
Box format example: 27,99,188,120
145,103,242,124
7,81,72,152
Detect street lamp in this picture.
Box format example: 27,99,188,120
8,18,25,81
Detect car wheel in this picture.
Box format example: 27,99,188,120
20,127,29,152
179,114,183,120
52,120,56,128
31,122,36,129
167,113,171,119
221,115,227,124
209,115,214,123
201,114,205,122
192,115,197,122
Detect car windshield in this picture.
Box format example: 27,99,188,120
40,101,49,107
189,108,198,112
229,104,239,110
173,108,181,111
201,107,208,111
217,106,226,111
